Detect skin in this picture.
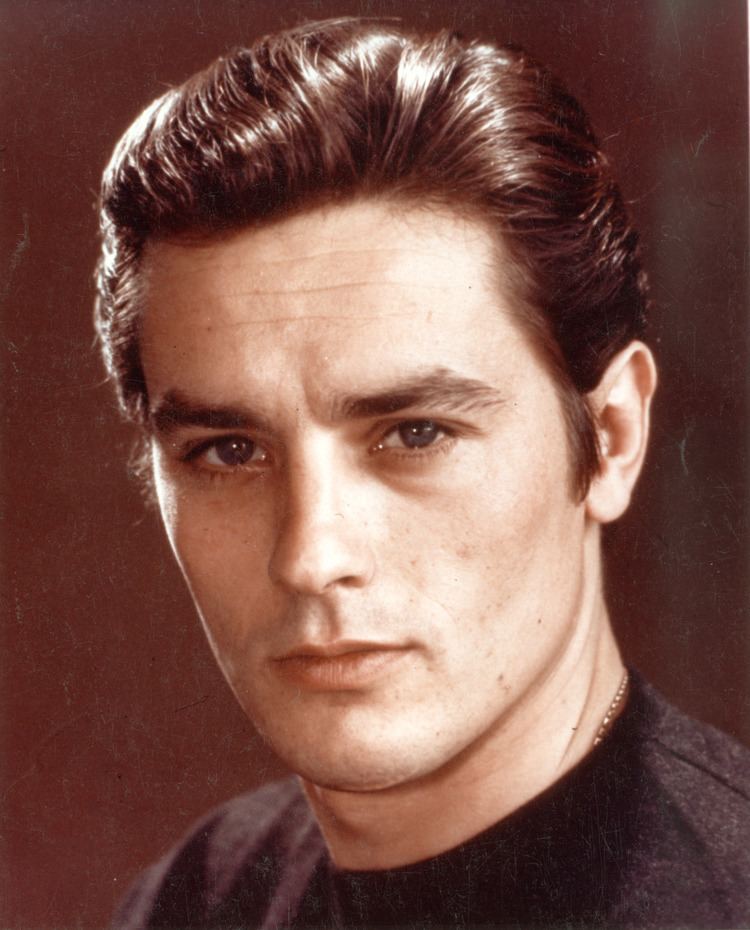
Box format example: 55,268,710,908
140,199,656,869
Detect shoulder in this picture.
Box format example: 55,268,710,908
617,673,750,925
113,777,324,929
636,674,750,814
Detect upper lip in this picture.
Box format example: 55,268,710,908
276,640,407,660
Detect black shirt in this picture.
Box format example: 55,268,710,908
114,672,750,928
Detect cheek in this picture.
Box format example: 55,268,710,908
177,507,270,587
166,501,285,679
154,474,276,613
398,445,579,622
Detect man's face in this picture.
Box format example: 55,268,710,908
141,200,592,792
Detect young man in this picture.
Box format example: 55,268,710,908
97,19,749,929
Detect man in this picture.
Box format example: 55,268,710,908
96,18,749,929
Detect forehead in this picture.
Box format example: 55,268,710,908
139,200,544,412
143,200,502,305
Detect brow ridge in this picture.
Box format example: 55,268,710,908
334,369,506,420
149,368,505,435
149,391,270,435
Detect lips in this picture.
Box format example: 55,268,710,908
273,641,410,691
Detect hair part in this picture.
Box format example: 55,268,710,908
95,17,649,499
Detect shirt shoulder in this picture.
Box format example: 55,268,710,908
615,675,750,926
639,675,750,818
112,777,324,929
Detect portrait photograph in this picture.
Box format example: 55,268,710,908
2,1,748,928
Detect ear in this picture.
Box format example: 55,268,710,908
585,341,657,524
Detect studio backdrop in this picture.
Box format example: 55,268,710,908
2,2,747,928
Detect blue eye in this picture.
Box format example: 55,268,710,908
379,420,445,451
399,420,440,448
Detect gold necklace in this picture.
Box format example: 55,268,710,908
593,669,630,747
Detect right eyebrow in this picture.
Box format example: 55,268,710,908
149,390,271,436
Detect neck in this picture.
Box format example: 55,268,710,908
302,531,625,871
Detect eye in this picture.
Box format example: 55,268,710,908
376,420,447,451
187,435,269,469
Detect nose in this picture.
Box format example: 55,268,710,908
268,443,375,595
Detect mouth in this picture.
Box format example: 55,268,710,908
273,640,411,691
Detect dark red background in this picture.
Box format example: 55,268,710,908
2,2,748,927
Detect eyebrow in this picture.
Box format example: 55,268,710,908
333,368,506,420
149,392,272,436
149,368,505,436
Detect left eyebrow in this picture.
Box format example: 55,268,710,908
331,368,506,420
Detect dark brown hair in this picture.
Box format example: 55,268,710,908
95,18,648,497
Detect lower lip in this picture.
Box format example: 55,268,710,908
274,649,408,691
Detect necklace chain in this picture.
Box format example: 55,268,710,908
592,669,630,747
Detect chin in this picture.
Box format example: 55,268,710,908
288,752,426,793
256,711,465,793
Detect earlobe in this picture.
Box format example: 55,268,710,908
585,341,657,524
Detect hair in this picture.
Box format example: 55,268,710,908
95,17,649,498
